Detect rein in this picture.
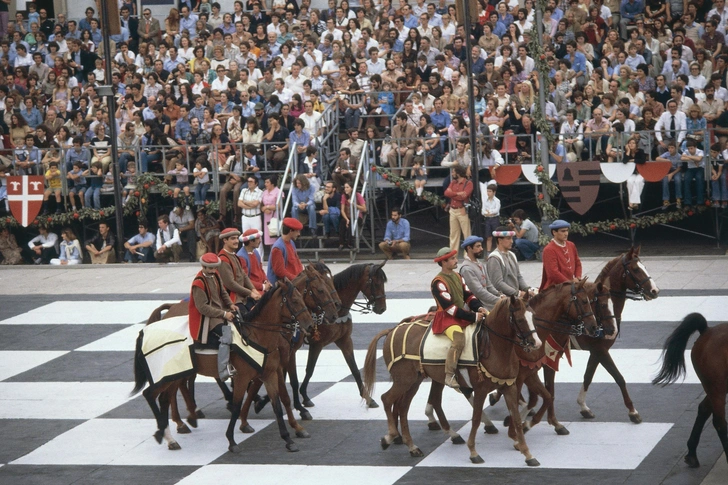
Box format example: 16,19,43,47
533,282,594,337
237,286,308,341
481,302,536,350
590,289,615,338
609,255,651,301
350,263,386,314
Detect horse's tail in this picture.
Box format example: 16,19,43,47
146,303,175,325
131,331,149,396
363,326,395,402
652,312,708,386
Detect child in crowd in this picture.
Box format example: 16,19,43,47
709,143,727,208
656,140,684,209
122,163,137,205
481,181,501,252
43,161,63,214
83,162,104,209
192,158,210,206
67,161,87,210
168,159,190,199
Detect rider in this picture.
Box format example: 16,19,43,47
237,228,272,293
487,227,537,298
267,217,304,285
217,228,261,311
431,247,488,391
459,235,503,311
188,253,238,381
539,219,582,292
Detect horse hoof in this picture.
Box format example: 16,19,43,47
286,443,299,452
555,426,570,436
368,399,379,408
240,423,255,433
177,424,191,434
629,413,642,424
296,430,311,439
580,410,595,419
489,393,500,406
427,422,442,431
300,410,313,421
410,447,424,457
470,455,484,464
381,437,391,450
195,410,206,419
187,418,198,428
451,435,465,445
503,416,511,427
684,455,700,468
526,458,541,467
154,430,164,444
302,399,315,408
168,441,181,450
483,425,499,435
393,436,403,445
254,400,268,415
229,444,242,454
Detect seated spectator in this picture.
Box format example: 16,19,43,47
508,209,540,261
656,140,684,209
50,228,83,265
124,222,156,263
290,174,317,236
27,225,58,264
83,161,104,209
85,222,116,264
154,214,182,263
318,180,341,238
379,208,411,259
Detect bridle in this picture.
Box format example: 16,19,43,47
236,284,309,341
299,271,337,325
590,288,615,338
533,281,595,336
481,300,537,351
613,254,652,301
351,264,386,314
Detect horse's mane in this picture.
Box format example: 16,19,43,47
528,281,569,309
333,263,387,291
596,254,623,284
309,261,332,277
245,281,292,320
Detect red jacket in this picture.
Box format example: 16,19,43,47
539,240,582,291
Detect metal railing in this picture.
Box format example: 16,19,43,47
274,142,298,237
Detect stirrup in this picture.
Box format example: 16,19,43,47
444,373,461,393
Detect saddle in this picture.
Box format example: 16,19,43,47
419,316,483,367
196,323,268,374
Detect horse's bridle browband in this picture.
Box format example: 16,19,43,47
533,282,594,336
482,301,537,351
351,264,386,314
611,255,651,301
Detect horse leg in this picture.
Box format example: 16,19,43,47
709,390,728,466
598,349,641,423
226,374,250,454
287,351,312,421
215,377,234,412
336,336,379,408
169,385,186,434
278,367,310,439
158,387,181,450
400,379,424,457
425,382,442,431
522,374,553,435
543,366,569,435
300,342,324,407
685,396,713,468
238,378,263,433
470,392,499,435
263,372,298,452
143,386,168,446
188,375,206,419
577,351,601,419
178,379,198,431
466,381,488,464
502,383,539,466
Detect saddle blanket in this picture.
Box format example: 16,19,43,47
140,315,195,388
230,324,267,374
419,320,482,367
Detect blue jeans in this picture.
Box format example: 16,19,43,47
515,238,540,260
711,170,728,202
291,203,317,229
683,167,705,205
118,153,134,173
345,108,361,129
584,135,609,160
140,151,162,172
194,182,209,205
124,247,153,263
85,187,101,208
662,172,683,201
322,212,340,235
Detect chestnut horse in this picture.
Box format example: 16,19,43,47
132,279,314,452
653,313,728,468
363,297,542,465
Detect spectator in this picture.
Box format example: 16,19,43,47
709,144,728,209
261,175,282,251
681,139,705,208
0,227,22,265
170,203,197,262
623,137,647,211
263,113,289,170
656,140,684,209
444,164,472,252
379,208,411,260
85,222,116,264
481,181,500,253
154,214,182,263
290,174,317,236
124,222,155,263
339,181,366,250
583,107,611,160
508,209,541,261
83,161,104,209
27,225,58,264
318,180,341,238
50,228,82,265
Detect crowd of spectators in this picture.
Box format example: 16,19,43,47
1,0,728,264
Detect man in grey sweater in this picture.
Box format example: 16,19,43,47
459,235,502,311
486,227,536,298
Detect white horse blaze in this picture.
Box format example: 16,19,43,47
637,261,659,293
525,313,542,349
577,384,591,413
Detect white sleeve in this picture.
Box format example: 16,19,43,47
156,230,163,250
42,233,58,248
167,229,182,247
28,235,40,249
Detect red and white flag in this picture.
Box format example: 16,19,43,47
7,176,44,227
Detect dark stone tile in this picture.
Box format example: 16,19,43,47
5,351,134,382
0,465,198,485
0,325,129,351
0,420,84,464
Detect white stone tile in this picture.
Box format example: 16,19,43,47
417,421,673,469
11,418,271,466
0,382,134,419
0,351,68,381
0,301,173,325
352,299,432,324
619,296,728,322
76,324,145,352
176,464,412,485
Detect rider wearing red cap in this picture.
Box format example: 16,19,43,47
188,253,238,380
267,217,304,284
431,247,487,391
236,228,271,292
217,228,261,309
540,219,582,292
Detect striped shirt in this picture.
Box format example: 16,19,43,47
238,187,263,217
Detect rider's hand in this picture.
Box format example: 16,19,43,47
518,290,526,299
250,289,262,300
224,311,234,321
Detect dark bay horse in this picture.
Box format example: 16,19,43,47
653,313,728,468
363,297,541,465
132,279,314,452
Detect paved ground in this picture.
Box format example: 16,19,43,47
0,254,726,485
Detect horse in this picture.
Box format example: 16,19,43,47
572,247,660,423
363,296,542,465
652,313,728,469
145,263,339,437
132,279,315,453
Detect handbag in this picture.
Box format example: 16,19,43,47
268,217,280,237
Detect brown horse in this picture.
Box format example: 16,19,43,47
653,313,728,468
363,296,542,465
132,279,314,452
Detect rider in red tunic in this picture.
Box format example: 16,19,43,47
267,217,304,284
539,220,582,292
237,229,271,292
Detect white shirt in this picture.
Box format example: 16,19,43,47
481,195,501,217
299,111,323,135
366,58,385,75
211,76,231,91
654,111,688,143
560,120,584,142
273,87,293,104
284,73,308,95
156,227,181,249
238,187,263,217
28,232,58,250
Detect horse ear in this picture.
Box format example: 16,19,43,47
379,259,387,268
319,258,326,265
634,245,641,255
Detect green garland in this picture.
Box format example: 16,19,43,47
371,165,446,207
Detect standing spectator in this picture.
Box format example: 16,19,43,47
192,157,210,206
169,203,197,262
443,165,472,252
318,180,341,238
387,112,417,175
709,144,728,208
509,209,541,261
290,174,316,236
481,181,500,253
50,228,83,265
123,222,155,263
154,214,182,263
138,9,161,47
656,140,684,209
238,174,263,233
85,222,116,264
27,225,58,264
681,139,705,208
379,208,411,259
261,175,282,253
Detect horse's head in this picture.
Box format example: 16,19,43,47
309,259,341,312
278,278,315,334
585,279,617,340
500,295,541,351
623,246,660,300
303,264,341,324
362,260,388,314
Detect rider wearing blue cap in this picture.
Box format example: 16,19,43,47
459,235,502,311
539,219,582,292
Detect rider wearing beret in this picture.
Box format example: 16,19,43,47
218,227,261,311
539,219,583,292
267,217,305,284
